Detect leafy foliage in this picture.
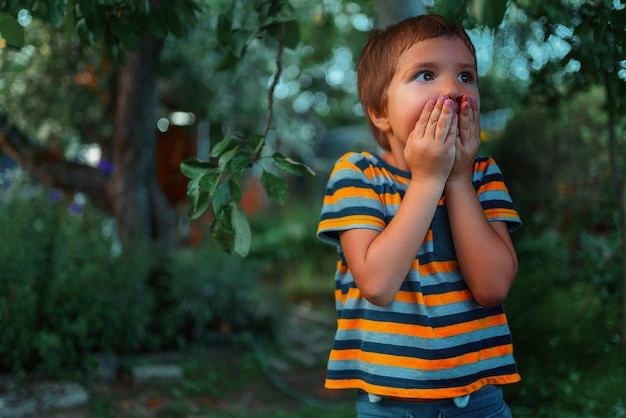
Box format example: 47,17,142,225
486,83,626,414
429,0,508,29
179,0,316,257
1,0,317,255
181,130,315,257
0,11,24,47
0,187,157,377
1,0,199,61
0,181,288,378
512,0,626,113
163,243,285,345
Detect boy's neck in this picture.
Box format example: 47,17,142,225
379,150,408,172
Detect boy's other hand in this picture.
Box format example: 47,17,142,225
405,95,457,183
448,95,480,184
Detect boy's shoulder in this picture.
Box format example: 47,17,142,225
331,151,377,171
335,151,396,171
336,150,377,163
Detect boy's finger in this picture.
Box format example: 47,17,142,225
445,115,458,148
435,97,456,142
459,97,478,142
414,97,438,137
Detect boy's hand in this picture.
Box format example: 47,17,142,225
405,95,457,183
448,95,480,184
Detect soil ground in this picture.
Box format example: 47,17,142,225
31,302,356,418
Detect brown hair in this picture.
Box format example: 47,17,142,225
357,14,477,151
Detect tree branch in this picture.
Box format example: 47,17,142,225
262,22,286,139
0,110,112,211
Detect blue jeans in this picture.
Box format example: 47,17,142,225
355,385,512,418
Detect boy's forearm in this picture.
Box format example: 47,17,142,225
342,178,445,306
444,178,518,307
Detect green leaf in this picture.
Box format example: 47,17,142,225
249,134,265,155
180,158,214,179
227,153,252,177
217,7,234,36
158,2,184,37
147,13,168,38
260,170,288,204
186,174,202,205
231,203,251,257
216,50,242,72
229,177,242,202
212,205,235,254
283,20,300,50
76,19,94,45
199,171,221,194
186,175,202,194
188,191,210,220
109,20,138,51
272,152,316,176
471,0,508,28
218,146,240,171
82,2,104,39
210,131,234,158
212,180,232,214
0,13,24,48
268,20,300,49
229,29,252,58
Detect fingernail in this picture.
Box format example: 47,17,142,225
440,95,450,102
428,99,436,106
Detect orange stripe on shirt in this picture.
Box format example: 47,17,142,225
337,314,509,339
418,260,459,276
484,208,518,219
329,344,514,371
394,289,474,305
477,181,509,194
318,214,385,231
323,187,379,205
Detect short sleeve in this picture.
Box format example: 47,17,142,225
473,157,522,233
317,153,387,246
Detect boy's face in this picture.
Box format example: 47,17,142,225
373,36,479,148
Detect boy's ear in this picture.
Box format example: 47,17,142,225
367,107,390,132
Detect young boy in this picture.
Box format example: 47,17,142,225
317,14,521,417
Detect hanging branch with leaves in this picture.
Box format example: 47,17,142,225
180,1,315,258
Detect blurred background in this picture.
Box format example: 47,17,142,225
0,0,625,417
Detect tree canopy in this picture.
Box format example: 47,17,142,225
1,0,625,261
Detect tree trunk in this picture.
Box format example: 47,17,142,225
108,34,174,254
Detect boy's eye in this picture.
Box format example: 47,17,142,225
415,71,435,81
458,72,474,83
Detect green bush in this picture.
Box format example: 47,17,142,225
504,229,625,416
162,243,285,346
0,183,290,379
490,90,626,415
0,188,157,378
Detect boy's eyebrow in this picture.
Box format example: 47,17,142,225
401,61,477,77
408,61,477,70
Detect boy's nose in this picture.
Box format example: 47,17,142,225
441,87,462,102
440,78,462,101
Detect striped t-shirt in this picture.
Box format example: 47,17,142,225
316,151,522,400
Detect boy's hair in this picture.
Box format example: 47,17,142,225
357,14,477,151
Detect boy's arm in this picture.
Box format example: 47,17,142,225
444,179,518,307
445,96,518,307
340,97,457,306
339,178,445,306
